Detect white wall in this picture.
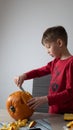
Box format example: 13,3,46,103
0,0,73,108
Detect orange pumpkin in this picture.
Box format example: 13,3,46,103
6,91,34,120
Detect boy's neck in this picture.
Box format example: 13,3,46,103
60,48,72,60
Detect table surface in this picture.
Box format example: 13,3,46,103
0,109,68,130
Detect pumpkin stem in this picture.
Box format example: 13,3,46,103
10,106,15,112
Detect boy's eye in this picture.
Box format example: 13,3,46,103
47,46,50,48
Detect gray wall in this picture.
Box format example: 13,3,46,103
0,0,73,108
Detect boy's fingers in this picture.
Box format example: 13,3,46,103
14,77,20,86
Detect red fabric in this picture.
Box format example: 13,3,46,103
25,56,73,114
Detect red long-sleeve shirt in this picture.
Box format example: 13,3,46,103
25,56,73,114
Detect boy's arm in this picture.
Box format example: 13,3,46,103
27,96,48,110
48,88,73,106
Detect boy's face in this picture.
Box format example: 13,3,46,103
44,40,62,58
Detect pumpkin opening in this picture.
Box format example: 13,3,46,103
10,106,16,112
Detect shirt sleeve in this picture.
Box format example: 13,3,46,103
25,62,53,80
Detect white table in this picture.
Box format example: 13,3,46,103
0,109,67,130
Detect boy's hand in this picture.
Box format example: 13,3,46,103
27,96,48,110
14,74,27,87
14,76,23,87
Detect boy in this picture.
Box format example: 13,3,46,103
14,26,73,114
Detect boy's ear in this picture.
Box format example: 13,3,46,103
57,39,63,47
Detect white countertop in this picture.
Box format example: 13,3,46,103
0,109,67,130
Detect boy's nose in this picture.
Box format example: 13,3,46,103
47,50,50,54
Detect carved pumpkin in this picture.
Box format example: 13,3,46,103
6,91,34,120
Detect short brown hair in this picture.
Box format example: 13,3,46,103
41,26,68,46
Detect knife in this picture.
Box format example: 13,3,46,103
19,86,25,92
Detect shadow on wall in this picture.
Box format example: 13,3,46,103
32,75,51,113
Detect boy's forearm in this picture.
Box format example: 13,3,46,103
41,96,48,104
23,70,39,80
23,65,50,80
22,73,27,80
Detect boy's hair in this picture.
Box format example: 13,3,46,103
41,26,68,46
